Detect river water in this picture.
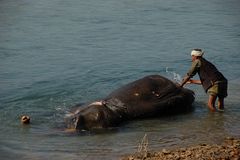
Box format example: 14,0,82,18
0,0,240,159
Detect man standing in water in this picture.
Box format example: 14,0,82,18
180,49,228,112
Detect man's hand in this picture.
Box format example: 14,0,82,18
179,76,190,87
186,79,193,84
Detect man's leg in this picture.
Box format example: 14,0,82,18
217,81,227,111
208,95,217,112
218,97,225,110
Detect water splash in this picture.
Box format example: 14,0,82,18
165,67,182,84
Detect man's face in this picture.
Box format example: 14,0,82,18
191,55,197,61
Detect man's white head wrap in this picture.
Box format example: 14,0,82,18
191,49,204,57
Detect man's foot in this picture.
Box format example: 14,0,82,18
218,107,224,112
218,109,224,112
208,106,216,112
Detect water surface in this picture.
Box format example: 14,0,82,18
0,0,240,159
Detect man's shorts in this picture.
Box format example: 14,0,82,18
207,81,228,98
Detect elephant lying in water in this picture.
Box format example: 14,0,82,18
65,75,195,131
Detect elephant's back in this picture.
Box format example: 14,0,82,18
106,75,178,100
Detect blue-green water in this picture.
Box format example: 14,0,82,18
0,0,240,159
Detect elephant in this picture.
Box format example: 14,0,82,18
65,75,195,131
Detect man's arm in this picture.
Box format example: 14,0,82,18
180,59,201,87
180,78,202,87
187,79,202,85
